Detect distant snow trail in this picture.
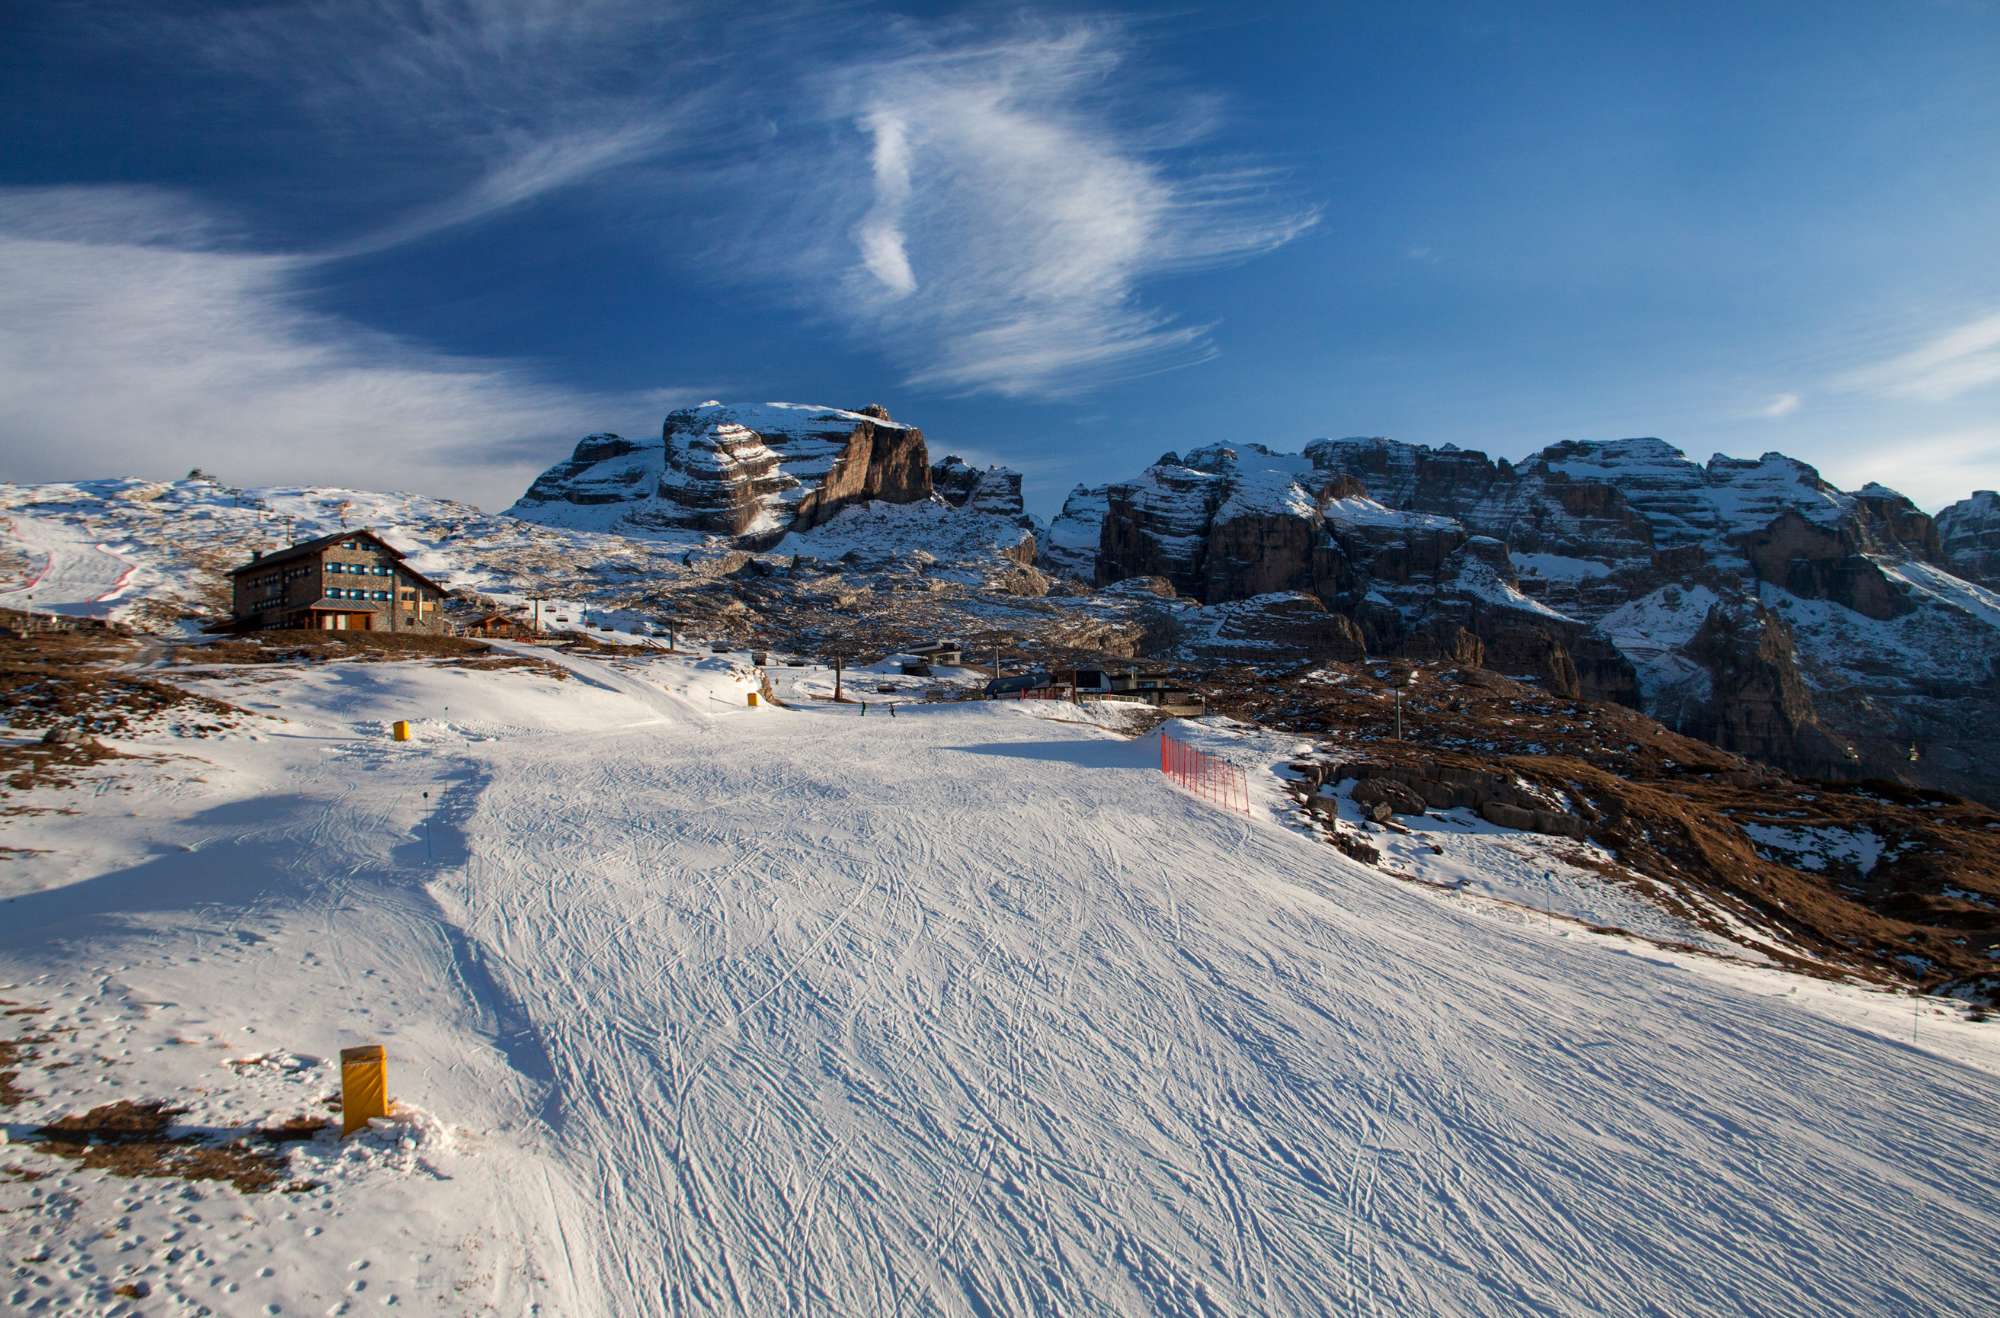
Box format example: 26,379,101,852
0,513,139,615
441,669,2000,1315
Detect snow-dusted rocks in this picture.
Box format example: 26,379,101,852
1939,490,2000,589
1060,431,2000,800
1037,484,1106,582
511,401,932,544
929,455,1032,527
1076,443,1636,701
1096,450,1233,593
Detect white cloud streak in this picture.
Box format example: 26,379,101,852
1755,391,1802,418
856,112,918,298
1819,426,2000,513
808,26,1320,395
1838,311,2000,402
0,5,1317,501
333,123,675,259
0,188,692,509
155,5,1319,402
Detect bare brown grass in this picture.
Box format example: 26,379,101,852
33,1100,296,1194
1252,660,2000,988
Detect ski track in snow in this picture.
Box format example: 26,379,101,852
4,646,1999,1314
453,662,1997,1313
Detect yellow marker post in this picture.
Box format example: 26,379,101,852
747,692,759,708
392,720,411,742
340,1045,389,1138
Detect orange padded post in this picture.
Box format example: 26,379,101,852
340,1045,389,1138
392,720,411,742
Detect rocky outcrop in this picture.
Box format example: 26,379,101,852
1939,491,2000,589
1324,759,1589,837
1096,453,1229,593
510,401,932,545
1738,508,1909,620
1201,510,1332,602
513,434,651,508
1062,430,2000,800
931,456,1032,528
1683,603,1847,778
1041,484,1109,581
1190,592,1366,664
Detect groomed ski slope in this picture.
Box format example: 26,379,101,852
0,512,139,617
5,644,1998,1313
453,651,1998,1314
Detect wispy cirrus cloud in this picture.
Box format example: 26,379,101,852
1819,425,2000,512
1,4,1315,501
163,0,730,254
855,110,919,299
1753,391,1803,418
812,23,1320,395
1838,310,2000,402
0,187,696,508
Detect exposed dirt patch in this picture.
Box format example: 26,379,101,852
3,1009,322,1194
0,1002,51,1108
179,629,496,664
176,629,572,681
0,626,246,799
257,1114,333,1143
32,1099,298,1195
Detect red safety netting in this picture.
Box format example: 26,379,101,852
1158,729,1250,814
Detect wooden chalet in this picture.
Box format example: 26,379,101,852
228,529,451,633
464,609,532,638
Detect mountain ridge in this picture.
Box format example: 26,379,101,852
1039,430,2000,802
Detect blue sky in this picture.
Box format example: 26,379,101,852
3,0,1996,515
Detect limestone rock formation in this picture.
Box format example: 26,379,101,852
1042,484,1109,581
1939,491,2000,589
1188,592,1368,664
1057,431,2000,800
930,456,1032,528
511,402,932,545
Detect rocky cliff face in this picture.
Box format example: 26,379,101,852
1939,491,2000,588
930,456,1032,528
1051,433,2000,801
511,402,932,545
1043,485,1109,582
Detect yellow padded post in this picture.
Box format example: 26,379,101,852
392,719,411,742
747,692,759,707
340,1044,389,1138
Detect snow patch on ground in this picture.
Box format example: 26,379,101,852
774,498,1031,563
1510,551,1613,581
1742,822,1887,875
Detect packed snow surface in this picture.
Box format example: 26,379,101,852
4,645,1999,1312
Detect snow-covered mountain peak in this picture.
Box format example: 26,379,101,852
1536,435,1691,473
669,399,913,437
511,400,931,544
